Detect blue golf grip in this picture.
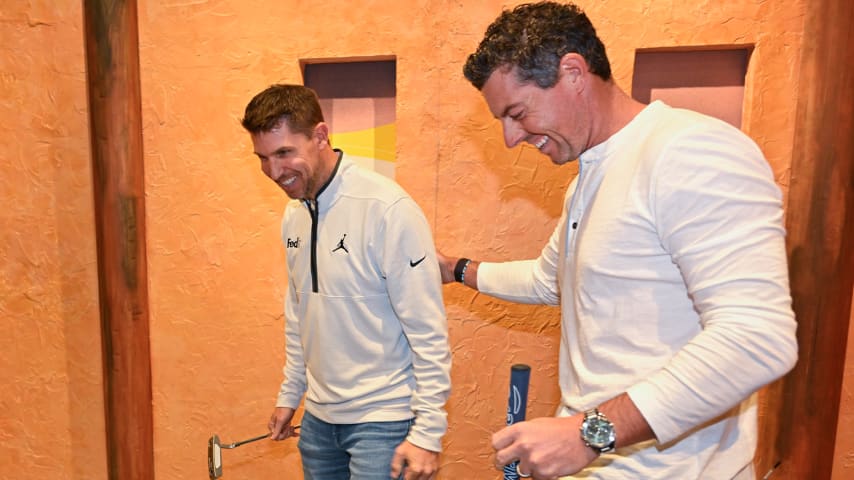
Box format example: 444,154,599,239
504,364,531,480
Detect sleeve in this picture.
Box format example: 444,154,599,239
378,197,451,452
276,216,307,409
626,125,798,444
477,179,574,305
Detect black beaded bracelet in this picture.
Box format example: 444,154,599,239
454,258,471,283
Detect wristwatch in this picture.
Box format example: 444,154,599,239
580,408,616,454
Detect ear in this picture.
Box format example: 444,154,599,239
558,53,588,92
313,122,330,147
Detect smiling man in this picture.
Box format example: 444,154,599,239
241,84,451,480
438,2,797,479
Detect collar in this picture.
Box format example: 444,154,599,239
303,149,346,213
579,100,664,166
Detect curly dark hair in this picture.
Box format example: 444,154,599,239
463,1,611,90
241,84,324,137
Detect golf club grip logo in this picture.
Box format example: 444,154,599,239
504,462,520,479
504,364,530,480
507,384,524,424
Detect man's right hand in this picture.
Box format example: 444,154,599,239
268,407,299,440
435,251,456,284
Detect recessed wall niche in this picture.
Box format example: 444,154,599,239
302,59,397,179
631,47,753,128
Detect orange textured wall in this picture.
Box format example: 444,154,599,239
136,1,808,478
4,1,837,479
0,2,107,479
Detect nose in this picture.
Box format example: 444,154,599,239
266,157,288,181
502,119,526,149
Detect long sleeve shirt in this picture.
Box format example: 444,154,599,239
478,101,797,478
275,153,451,452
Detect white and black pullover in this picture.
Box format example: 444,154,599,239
276,152,451,452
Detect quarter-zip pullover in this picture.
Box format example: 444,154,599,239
276,152,451,453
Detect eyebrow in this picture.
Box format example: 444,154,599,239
255,146,292,158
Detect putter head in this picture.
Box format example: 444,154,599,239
208,434,223,479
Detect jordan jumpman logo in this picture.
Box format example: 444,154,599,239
332,234,349,254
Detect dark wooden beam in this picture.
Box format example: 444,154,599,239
757,0,854,478
83,1,154,478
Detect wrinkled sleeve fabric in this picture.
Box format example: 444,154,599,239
626,126,798,444
276,277,308,408
379,197,451,452
276,213,307,409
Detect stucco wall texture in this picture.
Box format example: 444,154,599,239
3,1,851,479
0,2,108,479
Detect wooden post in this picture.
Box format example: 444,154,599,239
83,1,154,478
756,0,854,478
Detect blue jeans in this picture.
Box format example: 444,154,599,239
298,411,413,480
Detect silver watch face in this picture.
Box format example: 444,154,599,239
581,414,615,449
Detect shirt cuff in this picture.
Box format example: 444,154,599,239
626,381,681,445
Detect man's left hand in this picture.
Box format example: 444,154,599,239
390,440,439,480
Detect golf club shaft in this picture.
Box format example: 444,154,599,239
226,425,300,449
226,433,268,449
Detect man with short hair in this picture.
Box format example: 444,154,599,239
242,84,451,480
440,2,798,478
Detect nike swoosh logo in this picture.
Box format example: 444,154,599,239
410,255,427,267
